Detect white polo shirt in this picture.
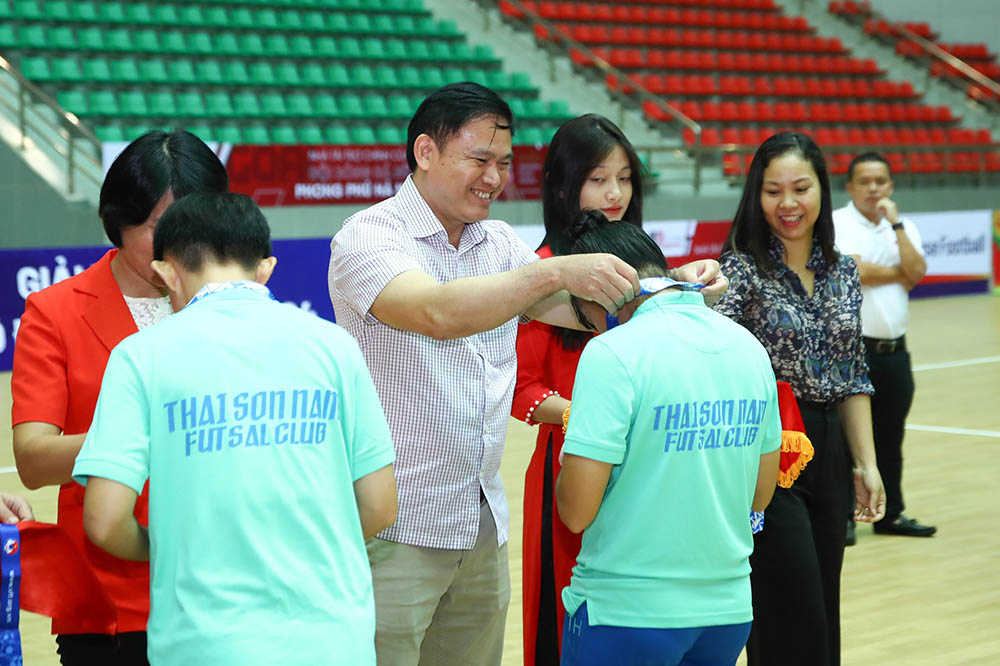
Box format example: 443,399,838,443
833,200,924,340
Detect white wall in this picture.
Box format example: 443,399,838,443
867,0,998,47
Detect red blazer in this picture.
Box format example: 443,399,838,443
11,248,151,635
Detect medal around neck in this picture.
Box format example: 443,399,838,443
605,276,707,330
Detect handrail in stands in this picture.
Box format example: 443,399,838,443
0,54,102,201
496,0,707,192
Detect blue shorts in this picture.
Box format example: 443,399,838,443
561,602,751,666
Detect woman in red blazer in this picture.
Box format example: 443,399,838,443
11,129,227,665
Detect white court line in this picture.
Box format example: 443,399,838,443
0,467,16,475
906,424,1000,438
912,355,1000,372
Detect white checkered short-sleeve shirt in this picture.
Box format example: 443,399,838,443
329,176,538,549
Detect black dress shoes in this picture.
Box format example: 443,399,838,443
873,515,937,537
845,519,857,546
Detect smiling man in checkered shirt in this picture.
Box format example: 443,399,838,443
330,82,725,666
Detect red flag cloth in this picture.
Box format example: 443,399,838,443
776,381,815,489
16,521,118,635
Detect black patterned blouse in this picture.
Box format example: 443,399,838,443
713,235,873,404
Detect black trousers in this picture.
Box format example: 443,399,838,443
56,632,149,666
747,403,847,666
866,347,914,521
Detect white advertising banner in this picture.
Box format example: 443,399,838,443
908,209,991,277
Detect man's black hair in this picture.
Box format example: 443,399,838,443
153,193,271,273
406,82,514,170
846,152,892,181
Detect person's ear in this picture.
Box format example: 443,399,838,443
412,134,438,172
151,259,180,295
254,256,277,285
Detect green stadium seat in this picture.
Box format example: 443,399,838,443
132,29,162,53
205,92,234,116
507,98,527,118
70,1,99,22
224,61,250,86
315,37,339,58
510,72,532,92
326,12,349,33
195,61,225,85
398,67,421,88
19,57,51,82
104,28,133,52
214,33,240,56
168,60,197,85
231,8,254,29
387,94,413,118
215,125,243,144
324,125,351,144
350,65,376,87
187,32,215,55
161,31,188,54
279,9,303,30
119,91,149,117
465,68,489,86
376,125,405,144
394,16,417,35
363,38,386,59
260,93,288,116
0,1,10,20
452,43,476,63
271,126,298,144
301,63,326,87
442,67,465,84
239,33,266,56
18,25,46,49
326,63,351,88
297,125,324,144
430,41,453,61
517,127,547,146
486,71,511,92
13,0,43,20
46,26,77,50
275,63,302,86
176,91,207,117
546,100,571,121
339,37,362,59
302,11,326,31
350,126,377,144
73,27,103,50
126,125,158,141
148,91,177,117
363,94,390,118
339,94,364,118
81,57,112,83
204,7,229,27
263,34,290,55
139,59,169,85
524,99,547,119
312,94,339,116
126,3,154,25
408,40,431,61
95,126,125,142
249,63,277,86
349,13,373,34
243,127,270,144
339,0,364,10
88,91,118,116
375,65,399,87
473,45,497,64
384,39,408,60
45,1,71,21
233,92,262,117
99,2,127,23
0,25,18,49
178,6,206,26
57,90,88,115
255,9,279,30
290,35,315,57
50,57,83,82
421,67,445,88
183,125,214,142
287,92,313,116
373,14,395,34
110,58,141,83
152,5,181,25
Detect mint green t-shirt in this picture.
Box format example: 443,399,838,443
561,291,780,629
74,288,395,666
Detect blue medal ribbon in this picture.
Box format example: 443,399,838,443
605,276,707,330
185,280,277,309
0,524,22,666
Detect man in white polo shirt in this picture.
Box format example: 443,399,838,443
833,152,936,542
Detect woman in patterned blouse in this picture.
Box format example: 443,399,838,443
713,132,886,666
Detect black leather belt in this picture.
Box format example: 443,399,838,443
863,335,905,354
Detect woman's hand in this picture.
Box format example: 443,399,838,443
853,466,886,523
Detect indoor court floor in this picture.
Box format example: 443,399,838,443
2,293,998,665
